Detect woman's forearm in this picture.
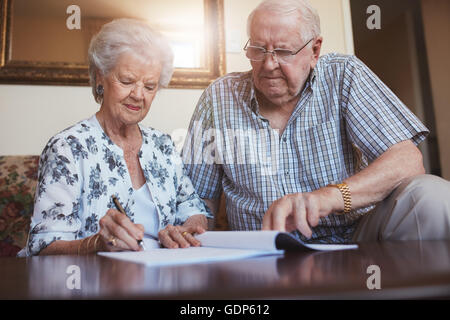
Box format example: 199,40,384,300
39,235,101,255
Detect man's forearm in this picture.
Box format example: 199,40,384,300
333,140,425,211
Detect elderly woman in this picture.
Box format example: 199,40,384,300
20,19,211,256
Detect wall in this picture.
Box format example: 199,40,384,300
421,0,450,179
0,0,353,155
349,0,441,176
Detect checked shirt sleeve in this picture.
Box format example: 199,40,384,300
341,55,429,163
182,87,224,200
167,137,213,221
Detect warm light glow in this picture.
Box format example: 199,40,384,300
171,42,197,68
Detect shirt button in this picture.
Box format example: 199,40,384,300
285,171,289,176
283,137,287,142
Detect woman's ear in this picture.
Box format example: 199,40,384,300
96,70,104,87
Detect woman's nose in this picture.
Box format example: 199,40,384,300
130,84,144,100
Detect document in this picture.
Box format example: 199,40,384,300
195,231,359,252
98,231,358,267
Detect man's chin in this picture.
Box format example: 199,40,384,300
259,86,282,98
262,91,290,105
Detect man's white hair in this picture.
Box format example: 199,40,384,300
88,19,174,103
247,0,321,43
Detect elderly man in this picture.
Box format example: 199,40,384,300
182,0,450,243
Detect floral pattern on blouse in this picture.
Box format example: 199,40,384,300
23,115,211,256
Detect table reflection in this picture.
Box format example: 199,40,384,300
23,241,450,299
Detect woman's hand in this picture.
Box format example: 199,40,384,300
158,214,207,249
98,209,145,252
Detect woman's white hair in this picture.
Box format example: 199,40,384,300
247,0,321,43
88,18,174,103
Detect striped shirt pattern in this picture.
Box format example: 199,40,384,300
182,53,429,243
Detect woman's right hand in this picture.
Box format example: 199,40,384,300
98,209,145,252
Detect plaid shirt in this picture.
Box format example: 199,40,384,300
182,53,429,243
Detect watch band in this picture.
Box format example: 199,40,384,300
327,182,352,214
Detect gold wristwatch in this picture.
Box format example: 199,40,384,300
327,182,352,214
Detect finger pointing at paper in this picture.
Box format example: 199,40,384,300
262,188,344,238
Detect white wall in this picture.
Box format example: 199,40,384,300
0,0,353,155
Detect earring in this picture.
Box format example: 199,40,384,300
96,85,104,96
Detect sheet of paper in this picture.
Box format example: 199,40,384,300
195,231,358,251
302,243,359,251
195,231,280,251
98,246,282,267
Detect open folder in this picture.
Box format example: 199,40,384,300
98,231,358,267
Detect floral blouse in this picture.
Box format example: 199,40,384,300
21,115,211,256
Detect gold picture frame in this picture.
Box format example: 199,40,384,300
0,0,226,88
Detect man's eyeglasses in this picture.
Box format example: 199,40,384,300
243,38,313,64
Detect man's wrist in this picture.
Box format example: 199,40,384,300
326,182,352,214
322,186,344,213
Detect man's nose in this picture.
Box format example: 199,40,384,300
262,52,279,70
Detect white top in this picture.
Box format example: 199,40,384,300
132,184,159,239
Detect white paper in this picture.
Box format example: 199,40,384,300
194,231,280,251
195,231,358,251
98,231,357,267
98,246,282,267
302,243,359,251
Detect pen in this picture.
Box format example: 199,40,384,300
111,195,146,250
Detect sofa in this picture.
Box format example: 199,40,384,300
0,155,39,257
0,155,228,257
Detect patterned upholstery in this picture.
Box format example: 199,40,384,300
0,156,39,257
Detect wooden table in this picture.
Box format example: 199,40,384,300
1,241,450,300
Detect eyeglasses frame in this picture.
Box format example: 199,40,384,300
243,38,314,64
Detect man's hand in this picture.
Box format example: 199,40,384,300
262,187,343,238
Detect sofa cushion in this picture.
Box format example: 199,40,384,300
0,155,39,257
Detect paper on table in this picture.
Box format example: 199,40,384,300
98,246,282,267
98,230,357,267
301,243,358,251
194,231,280,251
195,231,359,251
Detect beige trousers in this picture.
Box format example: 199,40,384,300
352,174,450,242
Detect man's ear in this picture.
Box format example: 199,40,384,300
310,37,323,68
